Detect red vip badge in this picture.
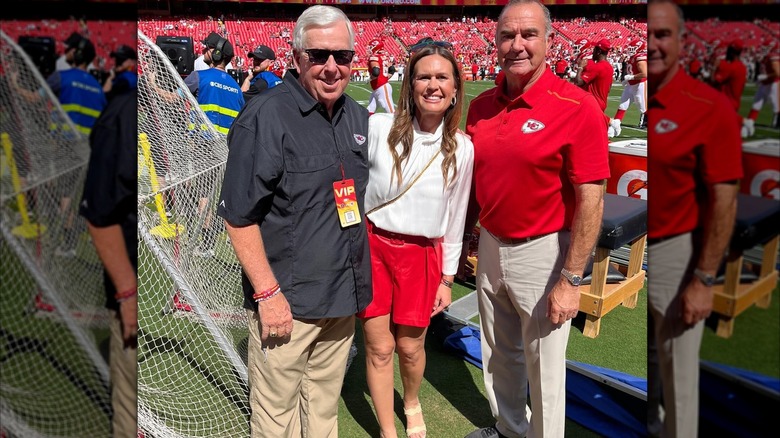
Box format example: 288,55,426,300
333,179,361,228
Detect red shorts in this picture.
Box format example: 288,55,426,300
358,220,442,327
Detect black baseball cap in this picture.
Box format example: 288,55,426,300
248,45,276,61
202,32,222,48
218,39,234,57
64,32,84,49
110,45,137,63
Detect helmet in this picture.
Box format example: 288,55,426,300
576,46,594,63
626,39,646,55
368,39,384,54
575,38,590,50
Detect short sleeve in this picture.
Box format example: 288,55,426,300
46,72,61,96
565,94,611,184
701,94,743,184
216,113,283,226
80,92,137,227
184,71,199,96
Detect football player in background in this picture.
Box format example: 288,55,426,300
742,41,779,137
611,38,648,136
367,38,395,114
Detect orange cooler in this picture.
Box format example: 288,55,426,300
742,140,780,200
607,140,647,200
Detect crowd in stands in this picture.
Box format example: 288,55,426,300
4,19,135,71
6,15,773,88
680,18,779,83
137,14,651,83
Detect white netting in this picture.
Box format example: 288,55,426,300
0,30,111,437
137,30,251,438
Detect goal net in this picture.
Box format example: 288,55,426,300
0,30,111,437
137,30,251,438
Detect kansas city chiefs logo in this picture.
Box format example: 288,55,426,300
521,119,545,134
353,134,366,145
654,119,678,134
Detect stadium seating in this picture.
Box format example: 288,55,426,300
4,19,135,69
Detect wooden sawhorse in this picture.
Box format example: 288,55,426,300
712,194,779,338
579,194,647,338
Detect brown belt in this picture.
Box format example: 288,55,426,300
647,232,688,246
490,231,555,245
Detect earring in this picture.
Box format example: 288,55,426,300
451,96,457,107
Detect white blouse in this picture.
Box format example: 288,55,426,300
365,113,474,275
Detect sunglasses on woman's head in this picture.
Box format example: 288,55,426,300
303,49,355,66
410,40,453,53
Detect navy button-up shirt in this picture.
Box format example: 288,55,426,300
217,70,372,318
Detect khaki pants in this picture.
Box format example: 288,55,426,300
647,233,703,438
247,310,355,438
109,310,137,438
476,230,570,438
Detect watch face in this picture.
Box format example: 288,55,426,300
571,276,582,286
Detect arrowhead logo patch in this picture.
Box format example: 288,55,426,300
654,119,678,134
219,200,226,208
354,134,366,145
521,119,545,134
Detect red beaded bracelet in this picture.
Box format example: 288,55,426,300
253,283,281,302
115,287,137,303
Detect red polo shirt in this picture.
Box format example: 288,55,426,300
580,59,614,111
712,58,747,111
648,69,743,239
466,68,610,240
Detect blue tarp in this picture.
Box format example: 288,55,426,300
442,325,780,438
443,326,647,437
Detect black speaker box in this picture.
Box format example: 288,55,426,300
18,36,57,77
155,36,194,77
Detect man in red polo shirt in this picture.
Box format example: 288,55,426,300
461,1,609,437
574,38,616,136
647,1,742,437
710,39,747,112
575,39,614,112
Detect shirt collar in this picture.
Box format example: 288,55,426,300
494,66,556,108
650,67,687,109
412,117,443,146
284,69,346,119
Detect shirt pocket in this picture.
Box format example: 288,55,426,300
284,152,339,211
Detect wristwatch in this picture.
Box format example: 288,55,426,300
561,268,582,287
694,268,716,287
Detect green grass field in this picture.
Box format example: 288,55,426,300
135,78,652,437
4,76,777,438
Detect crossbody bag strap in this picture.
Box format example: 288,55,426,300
366,151,439,216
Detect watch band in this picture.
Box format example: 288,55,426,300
694,268,716,287
561,268,582,286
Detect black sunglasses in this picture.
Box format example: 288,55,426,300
409,40,453,53
303,49,355,66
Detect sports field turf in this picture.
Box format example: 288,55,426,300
3,77,777,437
